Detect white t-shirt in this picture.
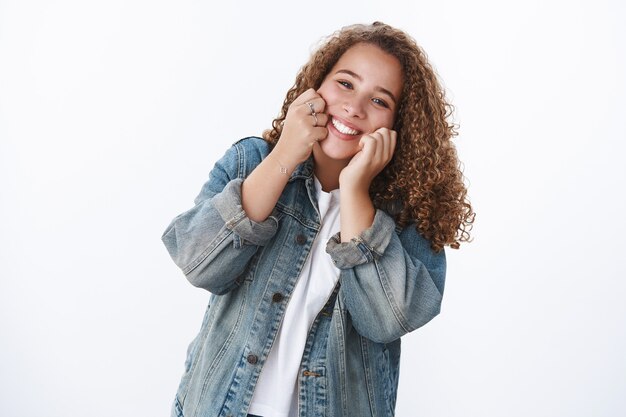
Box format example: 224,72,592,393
248,177,341,417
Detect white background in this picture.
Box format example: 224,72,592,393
1,1,625,416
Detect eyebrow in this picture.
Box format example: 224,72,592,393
335,69,398,105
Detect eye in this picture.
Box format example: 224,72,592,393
372,97,389,108
337,80,353,89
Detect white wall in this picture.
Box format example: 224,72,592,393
1,1,624,416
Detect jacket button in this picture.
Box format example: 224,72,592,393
247,354,258,365
272,292,284,302
295,234,306,245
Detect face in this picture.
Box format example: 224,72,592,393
315,42,404,162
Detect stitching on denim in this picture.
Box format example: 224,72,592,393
198,282,249,411
275,201,319,231
374,258,411,336
236,140,245,179
353,237,374,263
335,302,349,417
178,301,215,406
174,396,184,417
182,227,233,275
360,337,377,415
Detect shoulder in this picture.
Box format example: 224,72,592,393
397,221,444,259
214,136,271,179
397,221,446,293
231,136,271,178
232,136,271,159
194,136,271,204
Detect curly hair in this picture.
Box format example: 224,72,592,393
263,22,474,252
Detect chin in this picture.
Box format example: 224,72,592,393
317,137,359,161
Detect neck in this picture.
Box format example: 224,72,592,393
312,146,349,192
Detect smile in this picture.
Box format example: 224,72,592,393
331,117,361,136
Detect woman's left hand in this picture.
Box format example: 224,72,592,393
339,127,397,191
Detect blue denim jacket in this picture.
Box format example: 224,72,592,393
162,137,446,417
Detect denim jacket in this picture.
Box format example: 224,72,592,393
162,136,446,417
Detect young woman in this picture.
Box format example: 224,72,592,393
162,21,474,417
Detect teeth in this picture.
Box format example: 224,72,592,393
331,117,360,135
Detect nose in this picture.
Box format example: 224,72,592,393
343,96,366,118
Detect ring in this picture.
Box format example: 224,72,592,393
307,101,316,115
312,113,318,127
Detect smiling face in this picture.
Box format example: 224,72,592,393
315,42,404,162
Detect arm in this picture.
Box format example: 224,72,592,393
326,210,446,344
242,88,329,222
161,138,279,295
162,87,328,293
338,127,394,242
332,127,445,343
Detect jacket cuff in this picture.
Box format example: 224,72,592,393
326,209,396,269
212,178,279,246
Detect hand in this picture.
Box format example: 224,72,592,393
339,127,397,191
272,88,329,171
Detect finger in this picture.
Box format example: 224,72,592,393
374,127,390,141
378,134,388,164
366,131,383,144
378,130,396,168
359,134,377,159
292,88,318,106
301,95,326,115
375,128,392,162
311,126,328,142
312,112,329,127
388,130,397,160
368,131,385,162
378,131,389,163
310,95,326,113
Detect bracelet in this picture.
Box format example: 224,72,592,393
269,153,290,175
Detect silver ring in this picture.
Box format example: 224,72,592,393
312,113,318,127
307,101,316,115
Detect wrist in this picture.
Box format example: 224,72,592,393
339,176,371,195
339,196,375,242
268,150,298,176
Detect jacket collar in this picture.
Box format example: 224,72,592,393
288,155,315,181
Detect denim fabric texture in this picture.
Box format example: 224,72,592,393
162,137,446,417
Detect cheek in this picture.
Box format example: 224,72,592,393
377,113,396,130
316,85,334,103
316,80,331,97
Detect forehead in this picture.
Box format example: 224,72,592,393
330,43,403,95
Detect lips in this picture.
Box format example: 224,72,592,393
329,116,362,138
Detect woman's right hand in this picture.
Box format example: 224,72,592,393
272,88,328,171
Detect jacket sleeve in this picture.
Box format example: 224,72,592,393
325,209,446,343
161,139,279,295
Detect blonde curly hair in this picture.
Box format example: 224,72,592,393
263,22,474,252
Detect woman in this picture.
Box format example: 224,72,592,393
162,21,474,417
